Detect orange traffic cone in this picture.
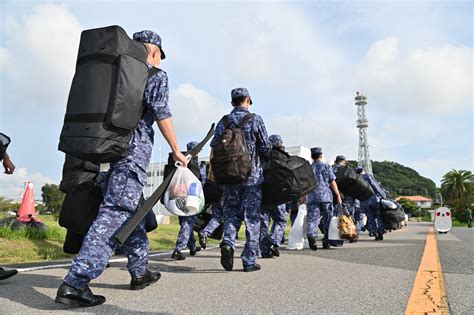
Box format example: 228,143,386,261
17,182,37,223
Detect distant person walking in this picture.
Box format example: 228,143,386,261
466,208,472,228
0,132,18,281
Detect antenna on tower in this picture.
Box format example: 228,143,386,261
355,91,373,175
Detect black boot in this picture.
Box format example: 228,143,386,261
0,267,17,281
130,269,161,290
190,246,201,256
171,250,185,260
308,236,318,251
243,264,261,272
271,245,280,257
377,231,384,241
55,283,105,307
198,231,207,249
220,244,234,271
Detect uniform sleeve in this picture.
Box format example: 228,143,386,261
327,165,336,182
210,118,225,147
144,71,172,121
254,115,272,154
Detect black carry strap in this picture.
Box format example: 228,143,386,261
148,67,159,78
223,113,254,129
114,123,215,245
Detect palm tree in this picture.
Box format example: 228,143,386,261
440,169,474,205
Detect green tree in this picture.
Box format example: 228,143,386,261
41,184,65,214
441,169,474,205
398,198,419,216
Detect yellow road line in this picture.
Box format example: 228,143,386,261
405,227,449,314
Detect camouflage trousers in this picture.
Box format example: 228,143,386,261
260,203,287,255
202,200,223,237
176,215,197,251
64,166,149,290
307,201,334,246
361,196,384,234
221,184,262,268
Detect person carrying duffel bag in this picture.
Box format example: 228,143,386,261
260,135,293,258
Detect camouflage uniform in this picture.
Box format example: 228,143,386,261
361,173,387,234
211,91,272,268
260,204,287,255
202,199,224,237
260,134,287,255
64,31,171,290
307,154,335,247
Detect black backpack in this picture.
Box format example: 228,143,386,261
335,166,375,202
211,113,254,185
58,25,158,163
262,147,317,207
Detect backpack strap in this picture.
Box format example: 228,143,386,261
238,113,255,128
147,67,159,79
223,115,231,129
222,112,254,129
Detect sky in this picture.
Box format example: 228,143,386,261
0,0,472,199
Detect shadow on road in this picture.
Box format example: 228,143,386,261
0,273,165,313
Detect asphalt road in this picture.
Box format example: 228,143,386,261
0,222,472,314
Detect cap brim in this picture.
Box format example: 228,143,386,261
160,49,166,59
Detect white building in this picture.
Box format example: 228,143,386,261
395,196,433,209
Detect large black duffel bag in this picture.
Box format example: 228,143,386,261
335,166,374,201
59,155,100,193
381,199,405,230
262,147,317,207
58,25,159,163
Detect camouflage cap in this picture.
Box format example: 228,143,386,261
231,87,253,105
269,134,283,146
311,147,323,155
187,141,199,151
335,155,346,162
133,30,166,59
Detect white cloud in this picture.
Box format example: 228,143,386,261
169,83,228,135
0,168,55,201
356,37,472,113
1,4,82,107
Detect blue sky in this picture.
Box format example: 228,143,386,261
0,0,472,199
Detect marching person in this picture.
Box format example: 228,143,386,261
307,147,342,250
466,207,472,229
56,30,188,307
357,166,386,241
198,163,224,249
211,87,272,272
260,134,288,258
172,141,202,260
0,132,18,281
332,156,358,224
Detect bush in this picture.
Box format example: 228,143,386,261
0,225,65,241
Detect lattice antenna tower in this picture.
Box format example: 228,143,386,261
355,91,373,175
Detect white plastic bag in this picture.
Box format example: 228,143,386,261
328,216,342,241
163,165,205,216
287,204,307,250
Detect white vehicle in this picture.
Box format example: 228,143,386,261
434,207,452,233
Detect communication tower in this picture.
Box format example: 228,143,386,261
355,91,373,175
